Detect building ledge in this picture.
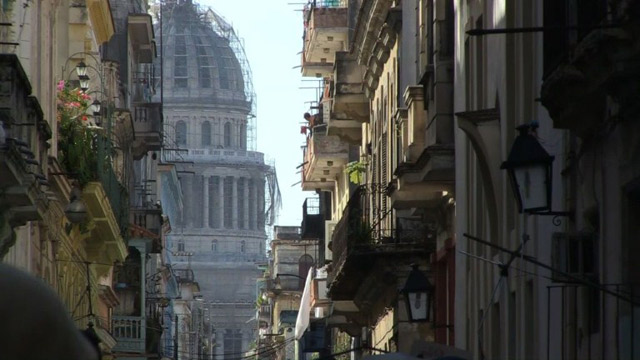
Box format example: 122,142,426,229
86,0,115,44
83,182,127,264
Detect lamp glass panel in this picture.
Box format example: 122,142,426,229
80,79,90,90
408,291,428,320
513,164,548,211
76,64,88,77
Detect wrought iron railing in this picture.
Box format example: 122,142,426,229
308,0,347,9
113,315,146,353
301,197,323,240
329,185,433,284
546,283,640,360
96,141,129,237
132,63,156,103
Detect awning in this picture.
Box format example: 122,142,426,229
294,267,314,340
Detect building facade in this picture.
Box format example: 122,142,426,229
155,1,279,357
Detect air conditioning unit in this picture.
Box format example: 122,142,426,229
551,232,597,283
325,220,337,261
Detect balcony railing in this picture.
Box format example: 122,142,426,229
302,1,349,77
132,102,162,159
132,64,156,104
130,206,162,252
112,315,146,353
98,152,130,237
301,197,324,240
308,0,347,8
0,55,50,233
163,148,264,165
174,268,195,283
546,283,640,360
302,130,349,190
328,185,434,287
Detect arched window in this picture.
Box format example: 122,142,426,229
202,121,211,146
211,239,218,252
240,240,246,253
223,122,231,147
298,254,314,290
176,120,187,146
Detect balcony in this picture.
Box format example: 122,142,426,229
128,14,156,64
83,182,128,265
390,86,454,209
539,1,632,135
546,283,639,359
132,64,157,104
130,206,163,253
86,0,115,44
301,197,324,239
259,304,272,323
328,186,432,302
132,102,162,159
112,315,146,353
302,131,349,191
330,51,369,125
0,55,50,232
174,268,196,284
301,1,349,78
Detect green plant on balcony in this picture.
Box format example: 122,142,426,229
345,160,367,184
348,219,372,245
56,80,98,186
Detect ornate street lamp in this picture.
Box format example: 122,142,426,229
401,264,433,322
75,61,88,77
78,75,90,92
500,124,572,220
90,99,101,115
65,186,87,224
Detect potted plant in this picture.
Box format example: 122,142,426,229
56,80,98,186
345,160,367,184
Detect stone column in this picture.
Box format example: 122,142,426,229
232,176,238,229
218,176,224,228
203,176,209,228
254,180,261,230
244,177,250,230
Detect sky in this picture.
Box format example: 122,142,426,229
197,0,315,227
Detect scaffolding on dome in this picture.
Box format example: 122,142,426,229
152,0,258,151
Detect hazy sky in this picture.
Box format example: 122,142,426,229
197,0,314,227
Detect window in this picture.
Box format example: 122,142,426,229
174,35,188,88
298,254,314,290
177,240,185,252
202,121,211,146
224,329,243,356
211,239,218,252
224,122,232,147
176,120,187,146
194,35,212,88
240,240,246,253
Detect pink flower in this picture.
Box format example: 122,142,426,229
57,80,65,91
82,115,88,122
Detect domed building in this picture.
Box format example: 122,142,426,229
154,1,278,356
